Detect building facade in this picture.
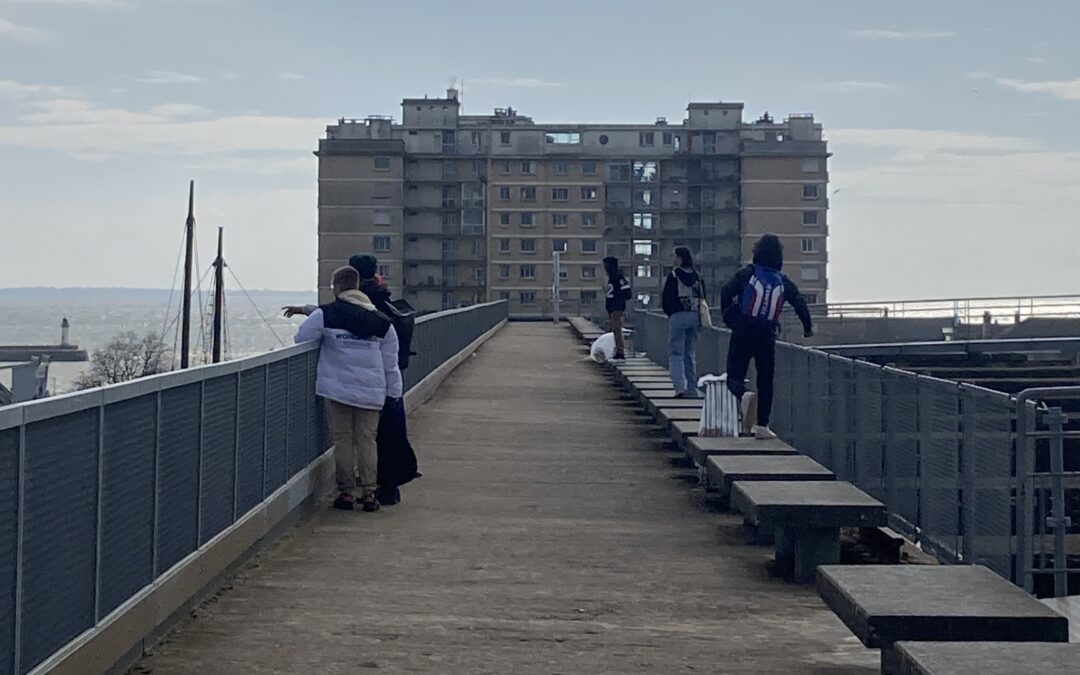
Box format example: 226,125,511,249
316,90,829,314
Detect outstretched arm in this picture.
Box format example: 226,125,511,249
783,277,814,336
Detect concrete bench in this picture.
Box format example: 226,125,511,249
657,407,701,425
731,481,886,583
817,565,1069,674
894,641,1080,675
671,419,700,443
706,455,833,498
643,398,702,417
686,436,798,466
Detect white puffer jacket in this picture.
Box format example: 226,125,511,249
294,290,403,410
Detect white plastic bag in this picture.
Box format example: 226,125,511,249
589,332,616,363
698,374,739,437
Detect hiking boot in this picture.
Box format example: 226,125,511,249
332,493,355,511
359,493,380,513
752,425,778,440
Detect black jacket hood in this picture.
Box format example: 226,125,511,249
752,235,784,271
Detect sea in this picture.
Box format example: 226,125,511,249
0,288,316,394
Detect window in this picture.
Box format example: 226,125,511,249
500,160,512,175
553,239,568,252
373,184,393,201
582,266,597,279
633,160,657,182
499,265,511,280
378,264,392,279
442,211,460,226
634,240,654,256
471,239,484,256
638,189,654,206
580,290,597,304
499,291,511,301
500,131,511,145
499,238,511,252
639,131,655,146
499,212,511,226
520,212,534,227
441,184,457,208
582,213,597,227
582,160,598,175
552,213,569,227
498,187,511,201
521,160,536,174
373,235,392,252
554,161,569,175
580,186,598,201
373,210,392,226
520,238,536,252
472,160,483,176
558,266,568,280
607,163,630,182
802,184,819,199
471,131,482,146
662,131,674,146
801,158,821,173
520,186,537,202
636,265,654,278
803,211,819,226
474,267,485,282
545,132,581,144
551,187,570,201
441,130,455,152
804,293,819,305
800,266,821,282
520,264,537,279
633,213,654,230
520,291,536,305
801,238,817,253
373,156,391,171
442,240,455,256
581,239,598,253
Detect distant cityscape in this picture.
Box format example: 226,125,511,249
316,89,829,317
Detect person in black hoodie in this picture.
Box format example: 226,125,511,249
349,253,393,316
719,234,814,439
602,256,632,360
661,246,706,398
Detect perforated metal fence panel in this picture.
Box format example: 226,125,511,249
918,376,961,559
883,369,920,533
853,361,886,501
962,385,1015,580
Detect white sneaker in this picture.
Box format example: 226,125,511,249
752,425,777,440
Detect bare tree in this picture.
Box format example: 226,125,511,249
74,331,171,390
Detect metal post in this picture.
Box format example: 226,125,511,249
211,226,225,364
552,250,561,324
196,379,205,545
180,181,195,370
152,390,162,576
1047,407,1068,597
232,371,241,520
93,404,105,621
261,365,269,499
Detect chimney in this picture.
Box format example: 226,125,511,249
61,317,70,346
447,87,459,101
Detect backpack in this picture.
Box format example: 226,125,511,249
675,272,704,312
740,264,785,323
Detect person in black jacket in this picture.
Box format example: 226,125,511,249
719,234,813,439
661,246,706,398
603,256,632,360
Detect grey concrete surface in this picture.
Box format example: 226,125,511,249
894,641,1080,674
135,324,877,675
731,481,886,530
707,456,834,497
817,565,1070,649
686,437,798,466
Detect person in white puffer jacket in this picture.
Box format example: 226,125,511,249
295,265,402,512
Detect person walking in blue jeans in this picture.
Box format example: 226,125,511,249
661,246,706,398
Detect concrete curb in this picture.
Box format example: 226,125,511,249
32,319,508,675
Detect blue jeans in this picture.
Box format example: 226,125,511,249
668,310,699,395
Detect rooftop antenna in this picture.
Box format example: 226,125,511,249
211,226,226,363
180,180,195,369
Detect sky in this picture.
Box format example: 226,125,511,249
1,0,1078,302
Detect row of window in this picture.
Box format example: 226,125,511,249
496,211,599,227
496,238,599,254
496,290,600,305
496,186,600,202
497,159,598,176
373,156,822,178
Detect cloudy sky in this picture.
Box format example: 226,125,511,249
1,0,1078,301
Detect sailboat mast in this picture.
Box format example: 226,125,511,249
180,180,195,369
211,226,225,363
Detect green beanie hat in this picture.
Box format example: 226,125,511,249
349,253,378,279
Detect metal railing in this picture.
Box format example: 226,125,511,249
0,301,507,675
634,310,1080,596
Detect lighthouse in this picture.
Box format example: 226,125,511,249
61,317,70,347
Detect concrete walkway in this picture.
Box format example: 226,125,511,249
137,324,876,674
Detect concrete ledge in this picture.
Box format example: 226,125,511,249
404,319,507,411
33,319,508,675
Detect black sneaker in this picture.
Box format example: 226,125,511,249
375,486,401,506
332,494,355,511
612,352,626,361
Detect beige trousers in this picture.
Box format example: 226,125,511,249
610,310,626,355
325,400,380,495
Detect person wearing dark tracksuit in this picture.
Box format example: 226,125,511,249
719,234,813,439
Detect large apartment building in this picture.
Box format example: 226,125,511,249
316,90,829,316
